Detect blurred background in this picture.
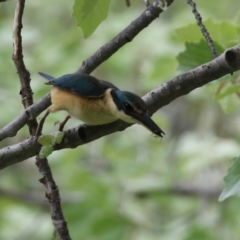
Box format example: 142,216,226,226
1,0,240,239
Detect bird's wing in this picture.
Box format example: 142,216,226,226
39,72,118,98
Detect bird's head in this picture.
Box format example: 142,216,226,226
110,90,165,137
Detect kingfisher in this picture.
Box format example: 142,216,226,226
35,72,165,137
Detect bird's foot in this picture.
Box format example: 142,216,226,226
54,115,71,132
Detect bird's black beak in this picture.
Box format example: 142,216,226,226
130,112,165,137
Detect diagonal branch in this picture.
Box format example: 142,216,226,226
1,45,240,170
77,2,166,74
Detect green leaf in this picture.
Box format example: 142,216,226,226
219,156,240,201
177,40,224,72
38,135,54,146
73,0,111,38
54,131,65,144
39,146,54,159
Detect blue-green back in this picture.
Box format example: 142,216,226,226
40,72,118,98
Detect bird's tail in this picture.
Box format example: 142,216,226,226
38,72,55,85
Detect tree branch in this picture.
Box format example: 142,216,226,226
12,1,72,239
1,45,239,170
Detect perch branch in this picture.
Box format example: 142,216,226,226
1,45,240,170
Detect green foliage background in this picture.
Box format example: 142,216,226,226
1,0,240,239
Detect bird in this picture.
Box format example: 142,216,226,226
35,72,165,137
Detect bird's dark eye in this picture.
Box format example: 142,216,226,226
124,102,133,111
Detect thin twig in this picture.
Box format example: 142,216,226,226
36,156,72,240
12,0,38,135
187,0,218,58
